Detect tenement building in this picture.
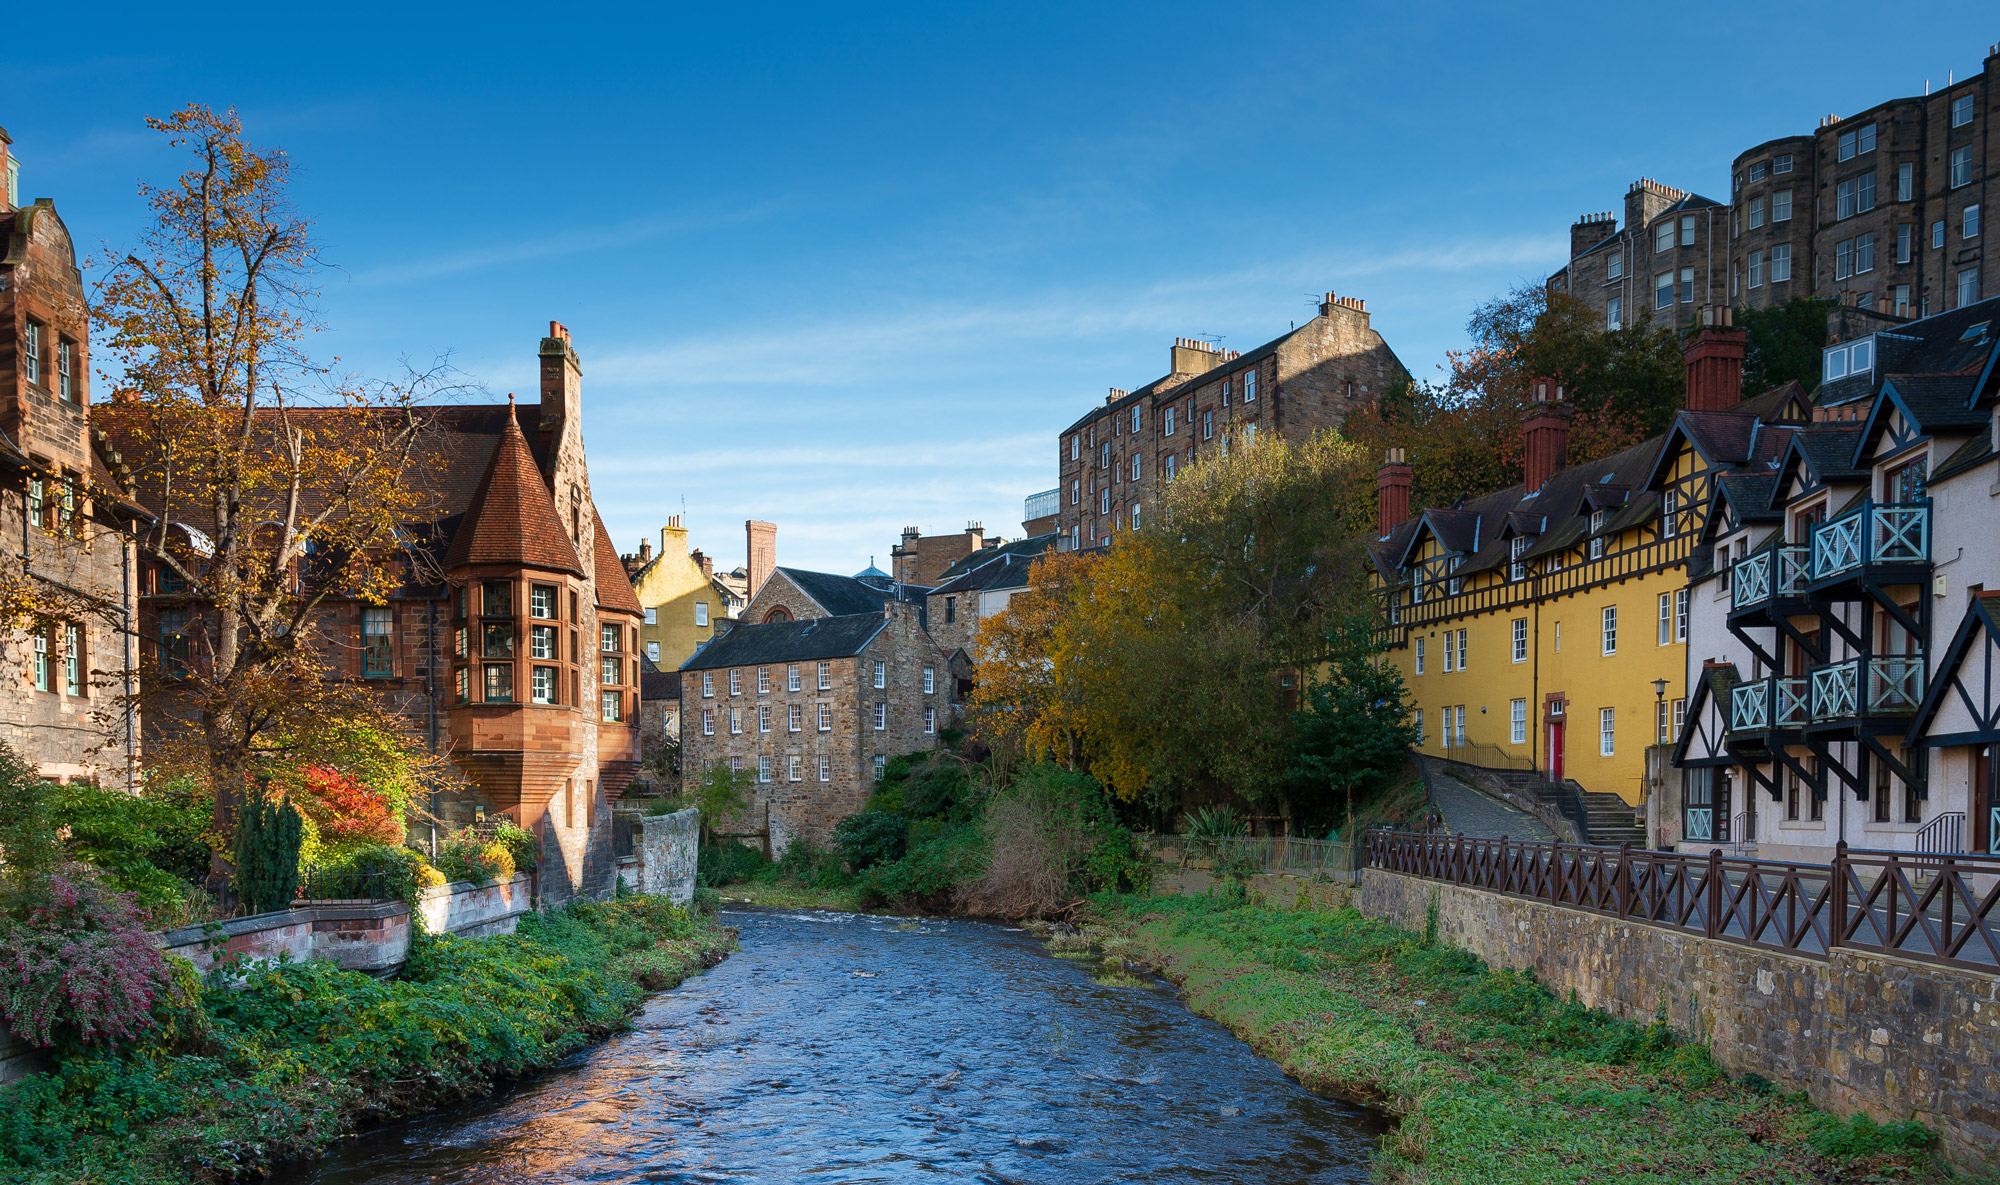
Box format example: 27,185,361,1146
890,522,1004,586
1376,309,1813,837
122,323,644,903
1547,178,1729,332
1055,292,1406,552
0,131,147,786
1729,42,1997,319
924,533,1056,661
678,600,953,853
623,515,740,669
1671,296,2000,863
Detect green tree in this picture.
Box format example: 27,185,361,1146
686,761,755,844
1740,297,1837,395
233,790,303,913
1284,621,1419,836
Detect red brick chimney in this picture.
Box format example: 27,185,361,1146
746,520,776,597
692,548,713,580
1376,448,1413,536
1683,306,1747,413
1522,379,1573,494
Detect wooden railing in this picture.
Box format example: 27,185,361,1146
1365,831,2000,973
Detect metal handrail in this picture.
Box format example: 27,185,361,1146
1915,813,1964,855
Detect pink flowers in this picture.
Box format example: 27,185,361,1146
0,867,170,1048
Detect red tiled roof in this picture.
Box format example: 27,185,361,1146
592,507,643,614
442,400,583,576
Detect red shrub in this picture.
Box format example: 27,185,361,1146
0,866,170,1047
292,765,404,850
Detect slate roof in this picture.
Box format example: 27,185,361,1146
639,657,681,703
441,401,584,576
1818,296,2000,407
934,533,1058,583
592,511,644,614
678,612,888,672
776,566,927,616
931,549,1045,596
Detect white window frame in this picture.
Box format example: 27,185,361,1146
818,702,832,732
702,671,714,698
787,665,801,692
695,601,709,627
1951,146,1973,189
873,659,886,689
1164,407,1175,436
1414,636,1426,675
1510,698,1527,745
1953,93,1975,128
1243,368,1257,402
702,708,714,736
758,755,771,784
1455,629,1467,672
1771,190,1791,222
643,607,657,625
873,701,887,731
1601,605,1618,655
1600,707,1616,757
1966,205,1981,240
1771,243,1792,282
818,755,832,782
788,703,801,732
817,661,831,690
1676,589,1688,643
758,703,770,733
788,755,802,782
1512,617,1527,664
924,707,936,734
1658,592,1673,646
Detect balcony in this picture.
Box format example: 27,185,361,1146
1809,501,1930,586
1727,675,1811,735
1807,655,1926,726
1730,544,1811,618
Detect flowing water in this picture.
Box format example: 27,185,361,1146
305,907,1384,1184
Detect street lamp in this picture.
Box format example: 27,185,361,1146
1652,678,1669,701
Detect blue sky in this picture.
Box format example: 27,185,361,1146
24,3,1999,574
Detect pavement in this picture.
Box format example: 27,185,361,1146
1428,769,1554,840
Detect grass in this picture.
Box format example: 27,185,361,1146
714,879,870,912
1088,891,1958,1185
0,897,735,1185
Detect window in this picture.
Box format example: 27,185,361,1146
1589,509,1608,559
1131,405,1141,432
484,663,514,703
942,596,957,624
1512,618,1527,663
1509,536,1528,581
873,701,887,730
482,622,513,659
818,703,832,731
924,707,936,734
1662,487,1679,537
1413,708,1425,744
1951,146,1973,189
1771,190,1791,222
753,666,768,694
1070,435,1080,460
1454,705,1467,747
1655,272,1673,310
1101,442,1110,468
1511,699,1528,745
527,585,553,619
695,601,709,627
1895,223,1913,264
60,623,82,696
532,666,557,704
1856,231,1875,273
818,755,832,782
758,756,771,783
646,641,660,662
32,627,49,691
1414,636,1426,675
1654,222,1674,253
728,669,741,695
1772,154,1792,174
1606,296,1622,331
1961,268,1981,308
1606,248,1623,279
482,581,512,617
1676,589,1688,643
1441,632,1454,673
1599,707,1616,756
1680,266,1694,303
1897,162,1913,203
757,704,770,733
1838,123,1875,161
1953,92,1976,128
530,624,556,660
873,659,886,689
817,662,831,690
643,607,657,625
56,339,75,402
1243,369,1257,402
1673,697,1686,740
702,670,714,697
362,606,392,676
1202,411,1214,439
600,625,618,653
1454,629,1467,672
1070,480,1080,505
1164,407,1175,435
1100,488,1110,515
701,708,714,735
1658,592,1674,645
1131,455,1141,481
1966,205,1982,239
874,755,887,782
455,666,469,703
22,320,40,385
1748,160,1766,183
1934,220,1947,249
1835,237,1854,280
730,707,741,734
1837,174,1876,219
923,666,934,694
1657,699,1673,744
1771,243,1791,282
1895,285,1911,317
1748,197,1764,229
1601,605,1618,655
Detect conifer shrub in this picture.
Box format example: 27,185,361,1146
232,791,303,914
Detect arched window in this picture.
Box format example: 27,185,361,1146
763,606,792,623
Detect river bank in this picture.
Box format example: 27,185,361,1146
1085,892,1954,1185
0,897,734,1185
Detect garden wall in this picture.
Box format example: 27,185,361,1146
1360,867,2000,1167
0,1021,43,1086
632,809,699,905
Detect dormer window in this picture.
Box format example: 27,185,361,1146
1509,537,1529,582
1589,510,1608,559
1661,488,1679,538
1823,336,1874,383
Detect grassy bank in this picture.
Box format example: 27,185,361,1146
0,896,734,1185
1088,892,1955,1185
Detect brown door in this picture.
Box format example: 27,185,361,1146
1976,745,1995,855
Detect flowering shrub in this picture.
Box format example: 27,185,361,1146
433,829,516,886
0,866,170,1048
492,820,538,873
289,764,404,861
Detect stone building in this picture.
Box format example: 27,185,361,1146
924,534,1057,660
1727,43,1997,319
0,132,147,787
123,323,643,903
1055,292,1406,552
890,523,1001,585
742,565,927,626
678,600,952,852
1546,178,1729,332
1672,296,2000,863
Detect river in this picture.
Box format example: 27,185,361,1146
305,907,1384,1183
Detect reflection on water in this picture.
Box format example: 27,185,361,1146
306,908,1383,1184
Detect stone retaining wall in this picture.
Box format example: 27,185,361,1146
634,809,699,905
1361,868,2000,1167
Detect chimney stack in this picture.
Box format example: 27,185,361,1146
0,127,14,213
691,548,714,581
537,320,582,436
746,520,777,598
1169,337,1225,378
637,538,652,564
1377,448,1413,536
1522,379,1573,494
1682,306,1747,413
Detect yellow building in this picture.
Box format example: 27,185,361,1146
627,516,735,671
1372,315,1803,824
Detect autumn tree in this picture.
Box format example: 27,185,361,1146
92,105,451,820
965,548,1101,775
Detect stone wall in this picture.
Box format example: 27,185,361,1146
634,808,699,905
1361,868,2000,1166
0,1020,44,1086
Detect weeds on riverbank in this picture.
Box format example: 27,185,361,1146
1092,893,1950,1185
0,897,733,1185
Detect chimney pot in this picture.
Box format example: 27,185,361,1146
1376,450,1414,535
1522,379,1574,493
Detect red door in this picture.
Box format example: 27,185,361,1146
1548,722,1566,781
1976,745,1995,855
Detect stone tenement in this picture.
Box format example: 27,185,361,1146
1361,868,2000,1167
